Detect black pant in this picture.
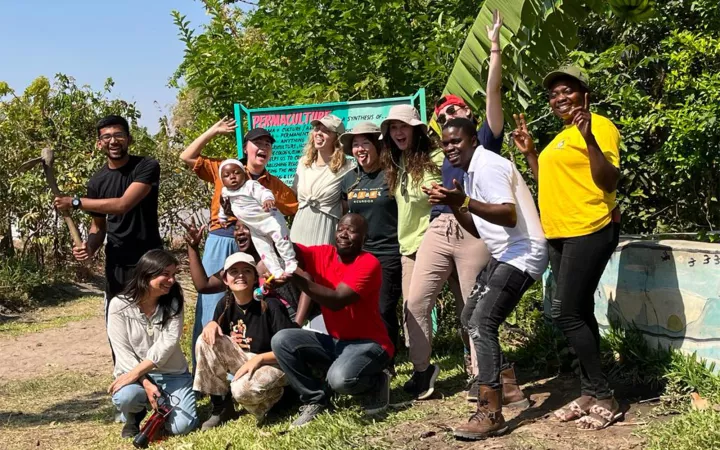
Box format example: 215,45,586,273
376,253,402,362
105,264,135,307
461,258,535,389
548,222,619,400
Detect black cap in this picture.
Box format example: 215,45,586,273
243,127,275,144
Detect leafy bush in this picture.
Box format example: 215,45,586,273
0,255,65,311
517,0,720,234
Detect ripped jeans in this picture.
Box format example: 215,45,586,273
461,258,536,389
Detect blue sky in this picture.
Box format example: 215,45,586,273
0,0,224,133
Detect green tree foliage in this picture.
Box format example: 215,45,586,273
518,0,720,234
0,76,143,263
171,0,480,152
442,0,602,115
0,75,205,269
175,0,720,234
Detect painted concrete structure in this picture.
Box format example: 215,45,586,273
543,239,720,369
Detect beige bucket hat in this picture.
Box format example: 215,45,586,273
310,114,346,135
339,121,382,155
380,104,427,138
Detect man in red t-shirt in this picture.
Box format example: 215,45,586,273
270,214,393,428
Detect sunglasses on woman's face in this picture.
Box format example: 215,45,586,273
437,105,461,125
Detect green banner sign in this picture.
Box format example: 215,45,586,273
234,89,427,185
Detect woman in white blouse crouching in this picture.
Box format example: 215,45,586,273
107,249,198,440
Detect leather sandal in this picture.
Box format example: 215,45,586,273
576,399,622,430
553,396,594,422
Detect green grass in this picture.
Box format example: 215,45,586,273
4,280,720,449
0,353,467,450
644,410,720,450
149,353,467,450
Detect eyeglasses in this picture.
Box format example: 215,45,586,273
99,132,128,143
437,105,462,125
400,171,408,197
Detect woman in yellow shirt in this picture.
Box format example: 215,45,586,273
513,66,621,431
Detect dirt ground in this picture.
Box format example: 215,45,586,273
0,279,656,450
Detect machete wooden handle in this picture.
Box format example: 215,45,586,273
43,163,84,248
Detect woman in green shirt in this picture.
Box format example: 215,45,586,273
381,105,443,389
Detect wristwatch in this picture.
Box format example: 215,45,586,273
459,195,470,213
71,196,82,210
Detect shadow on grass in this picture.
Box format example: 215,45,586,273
0,389,117,427
0,276,105,324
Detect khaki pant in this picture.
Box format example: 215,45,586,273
193,336,287,418
403,214,491,373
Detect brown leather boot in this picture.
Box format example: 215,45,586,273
501,365,530,410
453,386,508,440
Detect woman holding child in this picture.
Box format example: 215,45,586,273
180,121,297,364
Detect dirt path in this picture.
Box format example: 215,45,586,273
0,284,112,383
0,315,112,382
382,375,651,449
0,276,198,383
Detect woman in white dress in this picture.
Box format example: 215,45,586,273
290,114,355,246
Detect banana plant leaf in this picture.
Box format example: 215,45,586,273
433,0,603,133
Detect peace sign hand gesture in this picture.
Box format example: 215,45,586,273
487,10,503,44
570,93,592,140
512,113,536,156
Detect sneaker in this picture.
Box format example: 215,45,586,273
403,364,440,400
120,410,146,439
201,395,240,431
290,403,326,428
466,376,480,402
364,370,391,415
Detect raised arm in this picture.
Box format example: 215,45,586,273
180,117,237,168
572,94,620,192
486,10,504,138
183,222,226,294
512,113,539,180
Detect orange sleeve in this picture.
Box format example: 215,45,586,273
265,175,299,216
192,156,221,184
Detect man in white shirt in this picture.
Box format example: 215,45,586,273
424,117,548,441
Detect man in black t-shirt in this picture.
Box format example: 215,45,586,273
55,115,162,311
